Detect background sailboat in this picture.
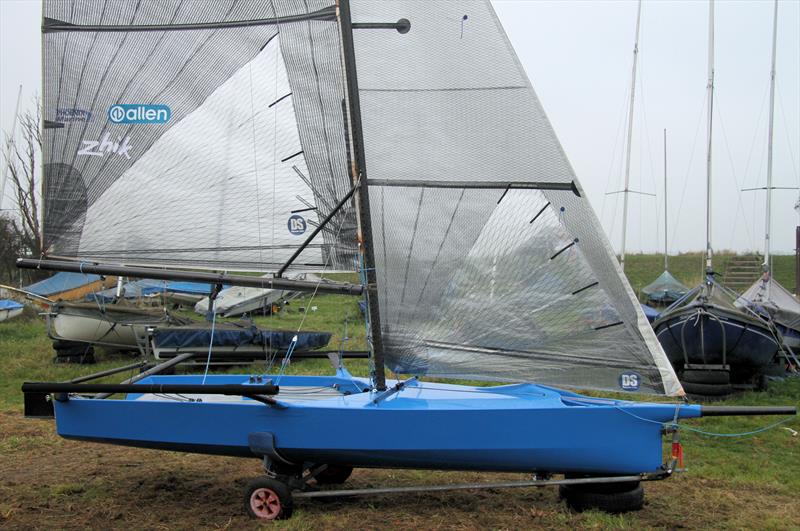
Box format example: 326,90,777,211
738,0,800,362
641,130,688,306
651,0,782,393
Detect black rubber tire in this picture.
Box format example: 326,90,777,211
562,477,640,494
54,354,97,364
559,483,644,513
681,369,730,385
314,465,353,485
244,477,293,520
680,381,733,396
52,339,90,350
54,345,95,364
55,345,93,356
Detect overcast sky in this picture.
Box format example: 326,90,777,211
2,0,799,255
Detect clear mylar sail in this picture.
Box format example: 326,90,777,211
42,1,356,272
40,0,682,395
350,0,681,395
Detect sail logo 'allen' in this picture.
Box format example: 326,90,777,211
108,104,171,124
287,215,307,236
77,132,133,159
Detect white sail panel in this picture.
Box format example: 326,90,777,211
76,37,325,270
42,0,356,272
352,0,681,395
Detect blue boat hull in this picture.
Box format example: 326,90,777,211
52,375,700,475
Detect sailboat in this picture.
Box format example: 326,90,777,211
20,0,794,520
738,0,800,363
651,0,783,394
194,273,321,318
642,130,689,306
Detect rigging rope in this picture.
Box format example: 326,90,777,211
669,91,707,252
614,405,795,439
714,94,756,251
201,299,218,384
269,175,358,381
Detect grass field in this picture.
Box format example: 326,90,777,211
0,254,798,530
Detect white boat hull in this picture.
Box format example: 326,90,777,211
0,307,23,323
47,302,184,351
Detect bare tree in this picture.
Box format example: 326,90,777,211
1,99,43,285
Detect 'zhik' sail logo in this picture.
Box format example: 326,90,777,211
108,104,171,124
287,215,307,235
77,132,133,159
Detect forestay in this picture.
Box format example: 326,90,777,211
350,0,682,395
42,0,356,272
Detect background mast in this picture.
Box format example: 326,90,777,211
620,0,642,272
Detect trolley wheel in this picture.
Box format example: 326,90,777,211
314,465,353,485
559,482,644,513
244,477,293,520
681,369,730,385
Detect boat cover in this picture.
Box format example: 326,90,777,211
87,279,227,303
0,300,24,310
640,304,660,323
153,323,331,350
642,270,689,303
739,276,800,332
24,272,103,297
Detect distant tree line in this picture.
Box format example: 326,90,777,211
1,100,45,286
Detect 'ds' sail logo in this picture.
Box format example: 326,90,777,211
108,104,171,124
287,215,306,235
619,372,640,391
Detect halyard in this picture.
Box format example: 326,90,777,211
0,254,798,530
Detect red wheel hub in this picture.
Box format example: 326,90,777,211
250,487,281,520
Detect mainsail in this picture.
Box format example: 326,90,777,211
42,1,356,272
350,0,681,395
40,0,682,396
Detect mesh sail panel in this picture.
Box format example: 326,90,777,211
42,0,355,272
352,0,681,395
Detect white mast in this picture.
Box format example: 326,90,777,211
764,0,778,274
619,0,642,272
664,128,668,271
0,84,23,212
705,0,715,273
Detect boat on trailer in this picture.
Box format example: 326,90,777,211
22,0,796,521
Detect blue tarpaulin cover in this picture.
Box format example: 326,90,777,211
86,279,227,303
640,304,660,323
153,323,331,350
24,272,103,296
0,300,24,310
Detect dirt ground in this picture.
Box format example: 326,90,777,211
1,410,798,531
